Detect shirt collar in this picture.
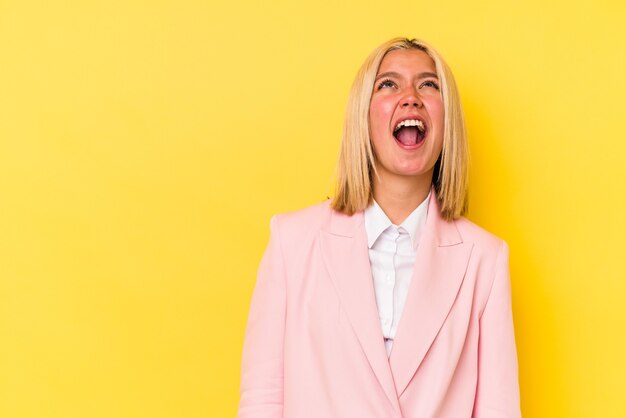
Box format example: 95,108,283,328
364,190,431,250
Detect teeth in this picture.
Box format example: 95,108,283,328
394,119,425,133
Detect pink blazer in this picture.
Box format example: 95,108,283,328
238,190,521,418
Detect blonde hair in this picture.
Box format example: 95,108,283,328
330,37,469,221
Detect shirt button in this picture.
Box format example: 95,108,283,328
385,274,392,282
382,319,389,325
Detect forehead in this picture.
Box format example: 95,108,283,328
377,49,436,74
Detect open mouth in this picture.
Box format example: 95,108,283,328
393,119,427,146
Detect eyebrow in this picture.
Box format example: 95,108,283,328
375,71,439,81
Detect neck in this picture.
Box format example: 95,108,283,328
372,171,433,225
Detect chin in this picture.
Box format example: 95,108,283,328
393,169,432,179
393,162,434,177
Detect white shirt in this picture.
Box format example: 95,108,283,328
363,191,430,357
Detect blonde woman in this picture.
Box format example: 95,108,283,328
237,37,522,418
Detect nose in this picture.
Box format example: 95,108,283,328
400,87,423,108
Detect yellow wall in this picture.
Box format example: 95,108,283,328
1,1,625,417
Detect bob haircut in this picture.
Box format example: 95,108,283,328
330,37,469,221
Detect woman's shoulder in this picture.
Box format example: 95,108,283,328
269,199,334,239
453,216,508,256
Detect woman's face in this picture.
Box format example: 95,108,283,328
369,48,444,182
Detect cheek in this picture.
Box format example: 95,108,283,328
426,101,445,136
369,97,395,132
429,98,445,122
435,106,445,125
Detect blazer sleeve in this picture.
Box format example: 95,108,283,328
237,215,286,418
472,240,522,418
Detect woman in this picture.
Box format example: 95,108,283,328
237,37,521,418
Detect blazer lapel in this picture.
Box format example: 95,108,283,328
389,191,474,397
319,209,401,415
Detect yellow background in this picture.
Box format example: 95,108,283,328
1,0,625,417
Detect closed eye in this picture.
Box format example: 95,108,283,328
420,80,440,90
376,78,397,90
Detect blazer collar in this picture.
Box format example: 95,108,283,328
320,186,473,405
324,186,463,245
